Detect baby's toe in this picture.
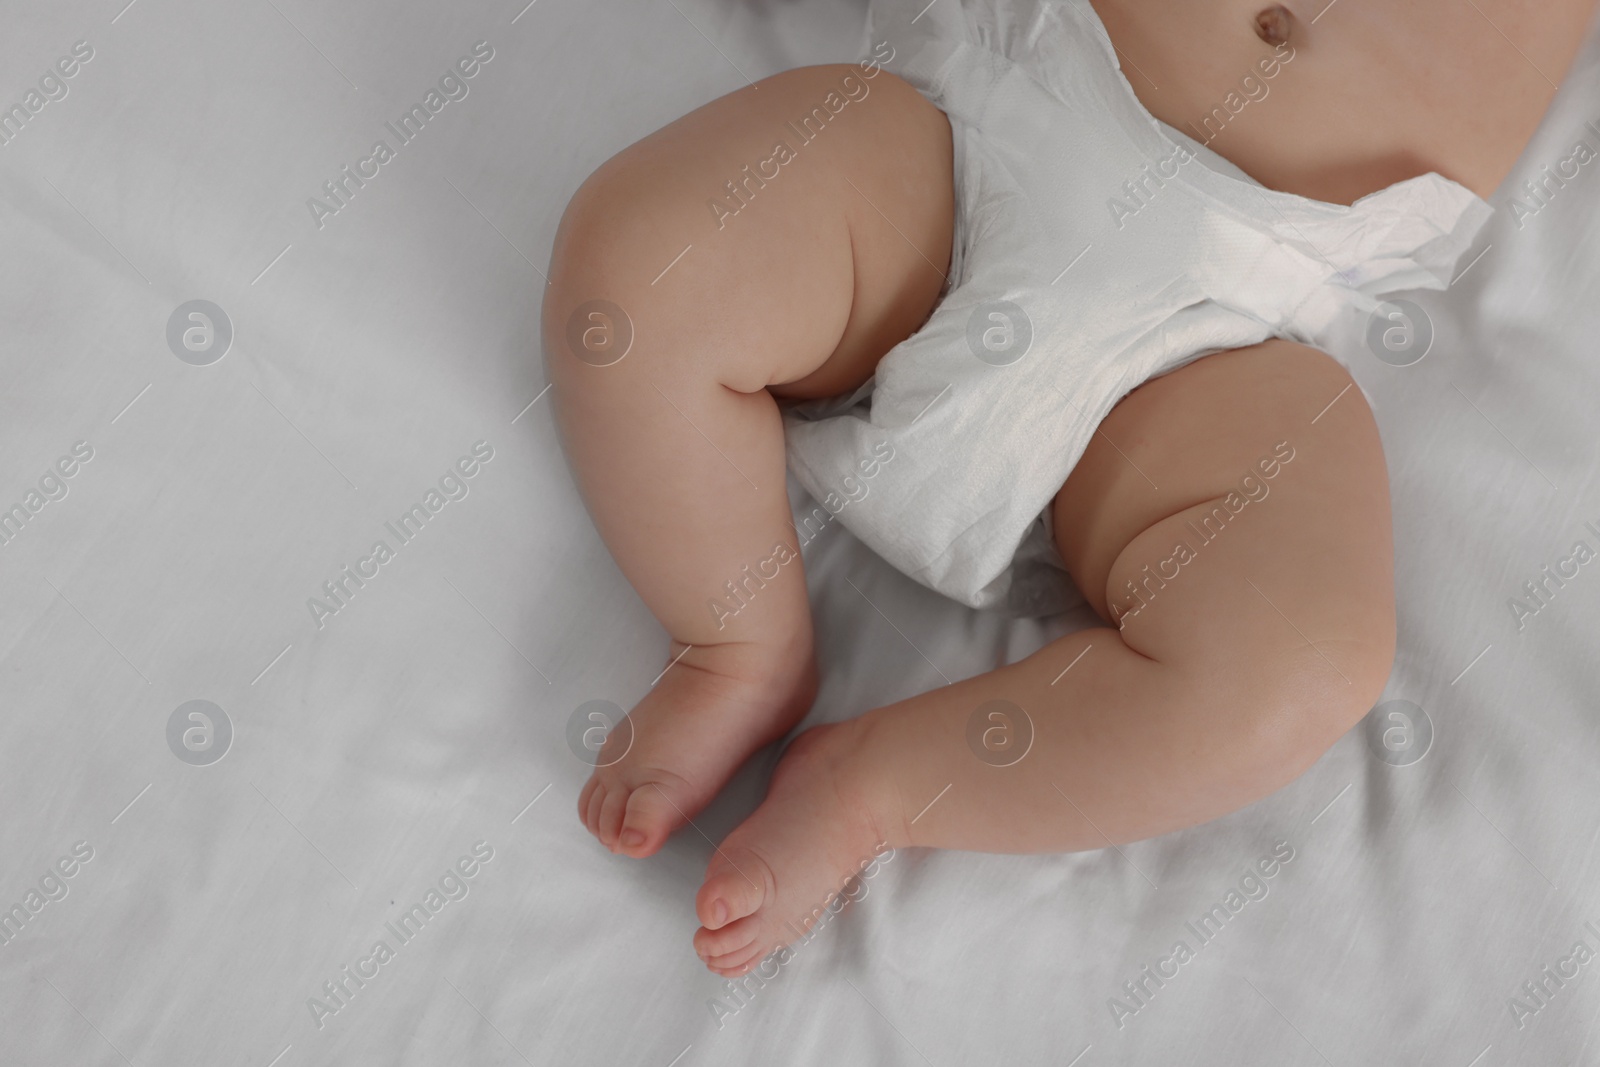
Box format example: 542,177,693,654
577,777,597,828
694,912,763,963
616,783,684,857
696,853,769,930
596,785,629,849
706,938,768,977
581,778,607,839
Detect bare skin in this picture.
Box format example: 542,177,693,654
543,0,1598,975
1093,0,1598,204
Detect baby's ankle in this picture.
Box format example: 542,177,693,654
663,628,818,704
795,715,907,853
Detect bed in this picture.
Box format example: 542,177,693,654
5,0,1600,1062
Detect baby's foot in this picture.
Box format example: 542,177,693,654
578,639,816,858
691,721,893,976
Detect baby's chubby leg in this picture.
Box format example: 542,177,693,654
544,65,952,857
695,342,1397,974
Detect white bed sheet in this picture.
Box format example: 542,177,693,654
3,1,1600,1064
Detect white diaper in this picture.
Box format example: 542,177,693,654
782,0,1493,615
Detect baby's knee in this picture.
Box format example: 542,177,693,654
545,160,652,302
1230,617,1396,780
541,152,693,385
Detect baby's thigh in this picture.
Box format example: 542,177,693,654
551,64,952,401
1051,341,1396,692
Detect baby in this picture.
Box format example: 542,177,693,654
543,0,1595,977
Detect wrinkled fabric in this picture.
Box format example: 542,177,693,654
783,0,1493,614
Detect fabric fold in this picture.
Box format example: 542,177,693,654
785,0,1494,614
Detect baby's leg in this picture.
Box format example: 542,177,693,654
544,66,952,857
694,340,1396,974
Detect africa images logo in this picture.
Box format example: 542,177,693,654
306,841,495,1030
305,41,495,231
306,441,494,630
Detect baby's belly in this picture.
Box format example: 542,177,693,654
1089,0,1599,204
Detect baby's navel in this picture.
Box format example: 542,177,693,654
1254,4,1293,46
